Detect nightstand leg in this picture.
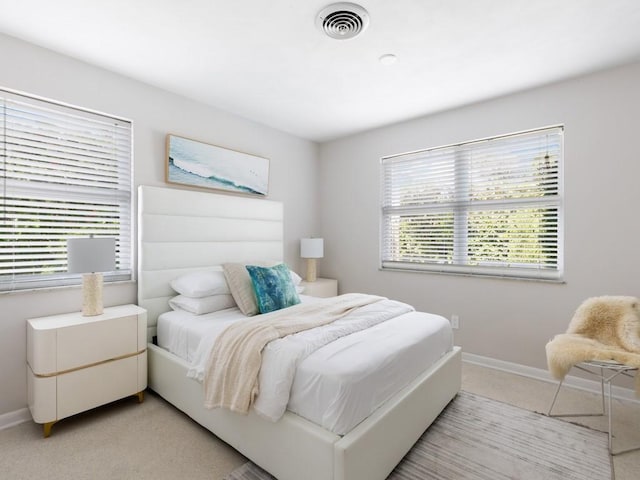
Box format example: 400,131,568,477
136,391,144,403
43,421,56,438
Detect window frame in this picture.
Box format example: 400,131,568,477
380,126,564,281
0,88,133,293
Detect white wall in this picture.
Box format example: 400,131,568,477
319,62,640,372
0,34,319,417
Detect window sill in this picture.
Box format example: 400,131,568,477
0,280,136,296
379,266,565,284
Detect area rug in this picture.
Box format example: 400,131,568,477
223,391,611,480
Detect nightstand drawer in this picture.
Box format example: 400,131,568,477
57,355,139,419
57,315,138,372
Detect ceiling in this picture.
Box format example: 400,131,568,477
1,0,640,142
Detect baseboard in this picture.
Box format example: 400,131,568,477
462,352,640,404
0,407,32,431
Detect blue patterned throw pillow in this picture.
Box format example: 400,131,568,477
246,263,301,314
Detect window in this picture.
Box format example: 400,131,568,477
381,126,563,280
0,89,132,292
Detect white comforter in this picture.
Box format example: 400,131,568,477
187,296,414,423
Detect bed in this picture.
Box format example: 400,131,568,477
138,185,461,480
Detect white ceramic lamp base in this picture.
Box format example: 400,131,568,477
82,273,104,316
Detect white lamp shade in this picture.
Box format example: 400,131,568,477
300,238,324,259
67,237,116,273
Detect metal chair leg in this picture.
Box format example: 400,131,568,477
547,378,564,416
547,361,640,457
547,377,604,418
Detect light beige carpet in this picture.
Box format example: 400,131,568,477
0,393,246,480
224,391,611,480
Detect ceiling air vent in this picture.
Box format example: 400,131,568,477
316,3,370,40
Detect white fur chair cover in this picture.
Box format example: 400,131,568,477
546,296,640,394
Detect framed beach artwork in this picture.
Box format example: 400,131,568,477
166,134,269,196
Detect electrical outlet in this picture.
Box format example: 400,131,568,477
450,314,459,330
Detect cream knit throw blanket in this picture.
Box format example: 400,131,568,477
203,293,384,413
546,296,640,394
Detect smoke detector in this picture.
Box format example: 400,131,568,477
316,3,370,40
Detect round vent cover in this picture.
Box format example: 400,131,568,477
316,3,370,40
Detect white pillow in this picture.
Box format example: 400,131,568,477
170,270,230,298
168,294,236,315
289,270,303,286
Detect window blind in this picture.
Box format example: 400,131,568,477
0,90,132,291
381,126,563,280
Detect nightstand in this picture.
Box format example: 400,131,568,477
27,304,147,437
300,278,338,298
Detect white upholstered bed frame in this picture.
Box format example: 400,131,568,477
137,185,461,480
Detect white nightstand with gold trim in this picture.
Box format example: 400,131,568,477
27,304,147,437
300,278,338,298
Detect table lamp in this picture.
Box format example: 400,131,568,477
67,237,116,316
300,238,324,282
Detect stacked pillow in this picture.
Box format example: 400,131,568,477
168,270,236,315
168,265,304,316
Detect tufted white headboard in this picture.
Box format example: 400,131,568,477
137,185,283,341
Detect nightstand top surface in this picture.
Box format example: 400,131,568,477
300,277,336,284
27,304,146,329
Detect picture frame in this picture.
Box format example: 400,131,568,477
166,134,269,196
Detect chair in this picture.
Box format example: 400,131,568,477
546,296,640,456
547,359,640,456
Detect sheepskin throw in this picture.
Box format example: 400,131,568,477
546,296,640,394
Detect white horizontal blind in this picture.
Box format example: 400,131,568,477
0,90,132,291
381,126,563,280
